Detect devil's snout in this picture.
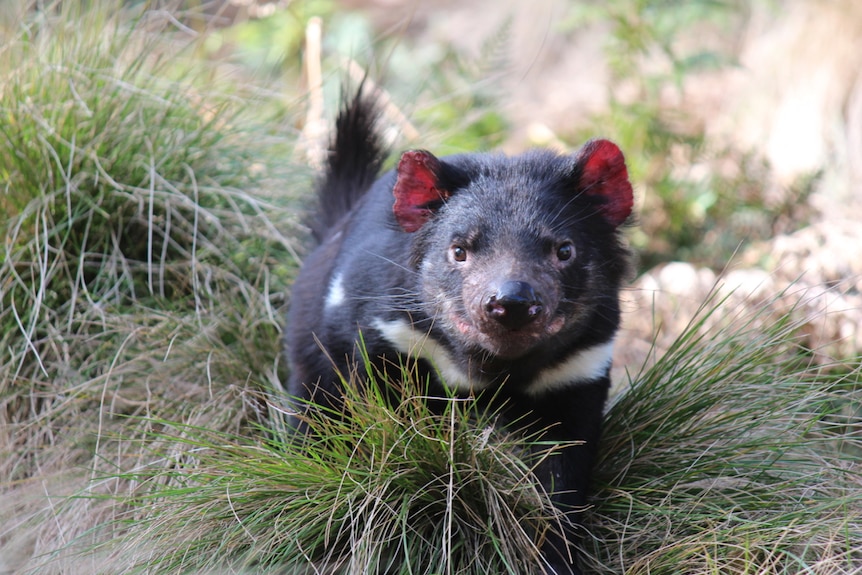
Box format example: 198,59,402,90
485,280,543,330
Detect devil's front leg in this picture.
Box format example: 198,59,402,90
522,378,611,575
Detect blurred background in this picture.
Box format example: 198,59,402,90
7,0,859,282
140,0,862,364
142,0,862,266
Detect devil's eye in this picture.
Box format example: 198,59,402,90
556,241,575,262
451,245,467,262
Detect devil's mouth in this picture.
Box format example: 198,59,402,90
449,312,566,359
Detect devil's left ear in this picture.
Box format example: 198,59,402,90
574,139,634,227
392,150,451,233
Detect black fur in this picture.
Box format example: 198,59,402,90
307,87,388,242
285,90,634,574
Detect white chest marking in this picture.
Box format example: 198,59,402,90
525,340,615,396
324,272,345,309
373,317,615,396
370,318,482,392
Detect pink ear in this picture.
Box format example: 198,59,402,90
393,150,450,233
577,139,633,227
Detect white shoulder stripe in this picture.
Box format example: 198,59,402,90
525,340,614,396
372,317,613,396
324,272,345,309
371,318,483,392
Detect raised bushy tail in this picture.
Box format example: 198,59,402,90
309,86,388,241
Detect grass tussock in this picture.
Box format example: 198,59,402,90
0,1,304,568
57,292,860,575
101,373,566,575
588,291,862,574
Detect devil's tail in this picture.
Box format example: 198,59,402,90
309,85,388,242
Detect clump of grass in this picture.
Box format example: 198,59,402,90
95,367,565,575
0,1,303,568
61,292,859,575
588,291,862,574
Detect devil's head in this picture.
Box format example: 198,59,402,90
390,141,633,360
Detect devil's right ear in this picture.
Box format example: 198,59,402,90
392,150,451,233
574,139,634,228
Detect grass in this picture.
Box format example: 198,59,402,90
587,291,862,574
0,2,304,570
15,289,854,574
93,373,567,574
52,291,854,575
1,2,860,575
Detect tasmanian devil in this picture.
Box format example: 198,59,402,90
285,89,634,575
